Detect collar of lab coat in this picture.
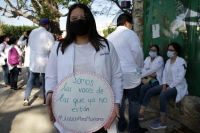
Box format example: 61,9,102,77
167,56,182,66
145,56,159,69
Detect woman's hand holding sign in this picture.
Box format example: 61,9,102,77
46,92,56,123
104,103,120,130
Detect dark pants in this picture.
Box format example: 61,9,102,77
18,68,22,73
10,66,19,88
118,84,142,132
140,84,177,115
139,81,159,109
93,127,107,133
159,87,177,115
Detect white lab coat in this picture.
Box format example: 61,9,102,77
141,56,164,84
0,42,9,66
107,26,144,72
28,27,54,73
107,26,144,88
162,56,188,103
45,41,123,133
17,35,30,67
0,42,9,58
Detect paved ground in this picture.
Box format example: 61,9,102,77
0,67,196,133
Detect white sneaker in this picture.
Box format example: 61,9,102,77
23,99,29,106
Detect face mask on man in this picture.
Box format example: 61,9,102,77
167,51,174,58
70,19,89,36
149,51,157,58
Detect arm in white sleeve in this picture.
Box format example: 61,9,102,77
129,32,144,69
169,59,187,88
0,43,6,58
132,50,144,69
15,45,22,56
47,32,55,51
109,42,123,104
17,35,27,46
141,56,164,78
45,45,58,95
162,60,169,84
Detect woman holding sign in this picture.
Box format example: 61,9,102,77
45,3,123,133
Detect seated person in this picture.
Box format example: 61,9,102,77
146,42,188,129
139,45,164,120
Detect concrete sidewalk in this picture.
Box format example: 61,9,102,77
0,67,195,133
0,67,59,133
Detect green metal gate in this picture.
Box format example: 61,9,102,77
143,0,200,96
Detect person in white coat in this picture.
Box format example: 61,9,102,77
149,42,188,129
5,37,22,90
17,30,41,88
23,18,55,106
138,45,164,120
45,3,123,133
107,13,148,133
0,35,10,87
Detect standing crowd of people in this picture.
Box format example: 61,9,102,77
0,3,188,133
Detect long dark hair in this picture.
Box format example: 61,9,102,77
0,35,9,44
167,42,181,56
7,37,17,45
61,3,108,54
149,44,160,55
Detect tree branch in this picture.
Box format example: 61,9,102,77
37,0,63,16
110,0,131,14
4,0,18,11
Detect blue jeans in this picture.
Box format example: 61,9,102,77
118,84,141,132
26,67,40,87
1,63,10,85
139,85,177,115
139,81,159,109
140,84,162,110
24,70,46,104
159,87,177,115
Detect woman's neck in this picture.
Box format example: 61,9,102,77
170,55,177,64
151,57,155,61
75,35,89,45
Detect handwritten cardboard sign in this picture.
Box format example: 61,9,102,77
52,71,114,133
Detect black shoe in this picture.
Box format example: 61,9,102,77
117,121,127,132
130,127,148,133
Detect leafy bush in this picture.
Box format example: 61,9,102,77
0,24,38,38
103,27,116,38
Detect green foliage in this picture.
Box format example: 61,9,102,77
103,27,116,38
30,0,92,22
0,24,38,38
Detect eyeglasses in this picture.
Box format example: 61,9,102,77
150,49,157,52
70,14,88,22
168,49,175,52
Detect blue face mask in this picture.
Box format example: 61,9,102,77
149,51,157,58
167,51,174,58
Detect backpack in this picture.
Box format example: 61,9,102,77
8,47,19,66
